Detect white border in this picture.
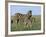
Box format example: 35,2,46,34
8,2,44,35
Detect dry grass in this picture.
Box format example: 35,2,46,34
11,15,41,31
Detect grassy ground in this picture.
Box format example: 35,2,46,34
11,15,41,31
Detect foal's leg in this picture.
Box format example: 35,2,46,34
17,19,19,24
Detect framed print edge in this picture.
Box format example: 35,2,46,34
5,1,45,36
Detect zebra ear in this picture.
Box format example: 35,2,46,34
27,10,32,15
29,10,32,13
28,10,32,13
11,20,13,24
